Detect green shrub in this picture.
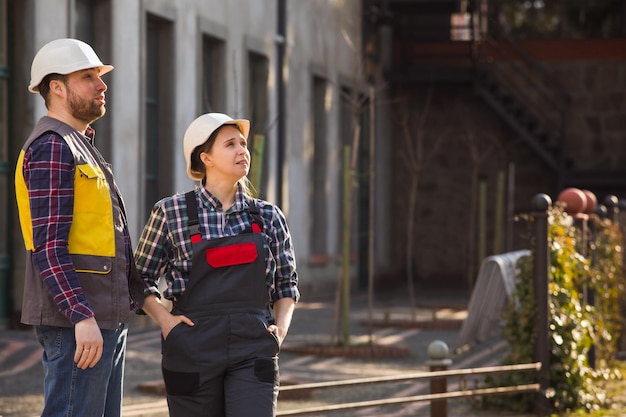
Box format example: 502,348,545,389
479,205,623,413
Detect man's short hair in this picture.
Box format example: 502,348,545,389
38,73,68,108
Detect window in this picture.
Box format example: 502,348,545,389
73,0,113,161
74,0,95,43
0,0,10,321
311,76,328,258
201,35,225,113
145,14,174,216
247,52,269,198
0,76,7,251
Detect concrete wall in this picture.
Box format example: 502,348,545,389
386,55,626,292
284,0,371,293
551,61,626,171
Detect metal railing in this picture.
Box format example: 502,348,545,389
464,3,572,192
473,32,571,190
277,358,540,416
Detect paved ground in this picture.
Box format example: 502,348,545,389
0,289,519,417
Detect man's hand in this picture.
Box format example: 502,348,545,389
74,317,103,369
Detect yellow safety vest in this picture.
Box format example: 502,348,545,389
15,117,116,272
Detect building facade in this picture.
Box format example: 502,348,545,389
4,0,622,329
364,0,626,290
0,0,395,327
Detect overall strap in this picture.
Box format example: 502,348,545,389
247,199,263,233
185,191,202,244
186,191,263,238
247,198,273,323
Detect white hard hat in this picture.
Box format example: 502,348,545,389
183,113,250,181
29,38,113,93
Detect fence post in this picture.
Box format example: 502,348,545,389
532,193,551,414
427,340,452,417
604,195,626,353
558,188,598,368
604,195,619,224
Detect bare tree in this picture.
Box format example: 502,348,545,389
395,86,447,320
455,101,506,289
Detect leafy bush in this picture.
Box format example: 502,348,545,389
479,204,623,413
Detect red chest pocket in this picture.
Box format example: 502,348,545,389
205,243,258,268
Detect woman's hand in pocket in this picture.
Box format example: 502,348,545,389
161,314,194,340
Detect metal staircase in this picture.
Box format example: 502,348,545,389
473,33,626,192
473,35,572,189
366,0,626,193
366,0,572,189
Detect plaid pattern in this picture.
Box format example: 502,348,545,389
22,129,132,324
135,186,300,304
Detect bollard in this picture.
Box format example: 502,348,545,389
426,340,452,417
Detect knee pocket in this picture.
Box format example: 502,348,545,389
162,368,200,396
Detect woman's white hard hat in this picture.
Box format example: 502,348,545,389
183,113,251,181
29,38,113,93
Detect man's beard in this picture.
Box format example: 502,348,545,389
67,89,106,125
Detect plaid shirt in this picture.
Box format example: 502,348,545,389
134,186,300,305
22,129,132,324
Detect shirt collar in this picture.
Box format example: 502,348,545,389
85,125,96,144
197,183,247,212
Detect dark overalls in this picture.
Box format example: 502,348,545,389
161,192,280,417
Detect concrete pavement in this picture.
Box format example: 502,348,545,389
0,289,515,417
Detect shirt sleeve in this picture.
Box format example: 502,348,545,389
134,203,169,298
267,205,300,304
24,134,95,324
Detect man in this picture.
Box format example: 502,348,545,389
14,38,144,417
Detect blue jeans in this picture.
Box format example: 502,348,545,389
35,323,128,417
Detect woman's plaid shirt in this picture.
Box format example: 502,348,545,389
134,186,300,304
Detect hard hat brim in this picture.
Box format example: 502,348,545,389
28,64,114,93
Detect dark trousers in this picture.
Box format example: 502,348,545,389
162,313,280,417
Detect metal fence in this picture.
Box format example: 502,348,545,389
277,360,540,416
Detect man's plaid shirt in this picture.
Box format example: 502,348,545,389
22,129,133,324
134,185,300,305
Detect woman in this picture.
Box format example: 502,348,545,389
135,113,300,417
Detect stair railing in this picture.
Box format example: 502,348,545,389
473,30,571,188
